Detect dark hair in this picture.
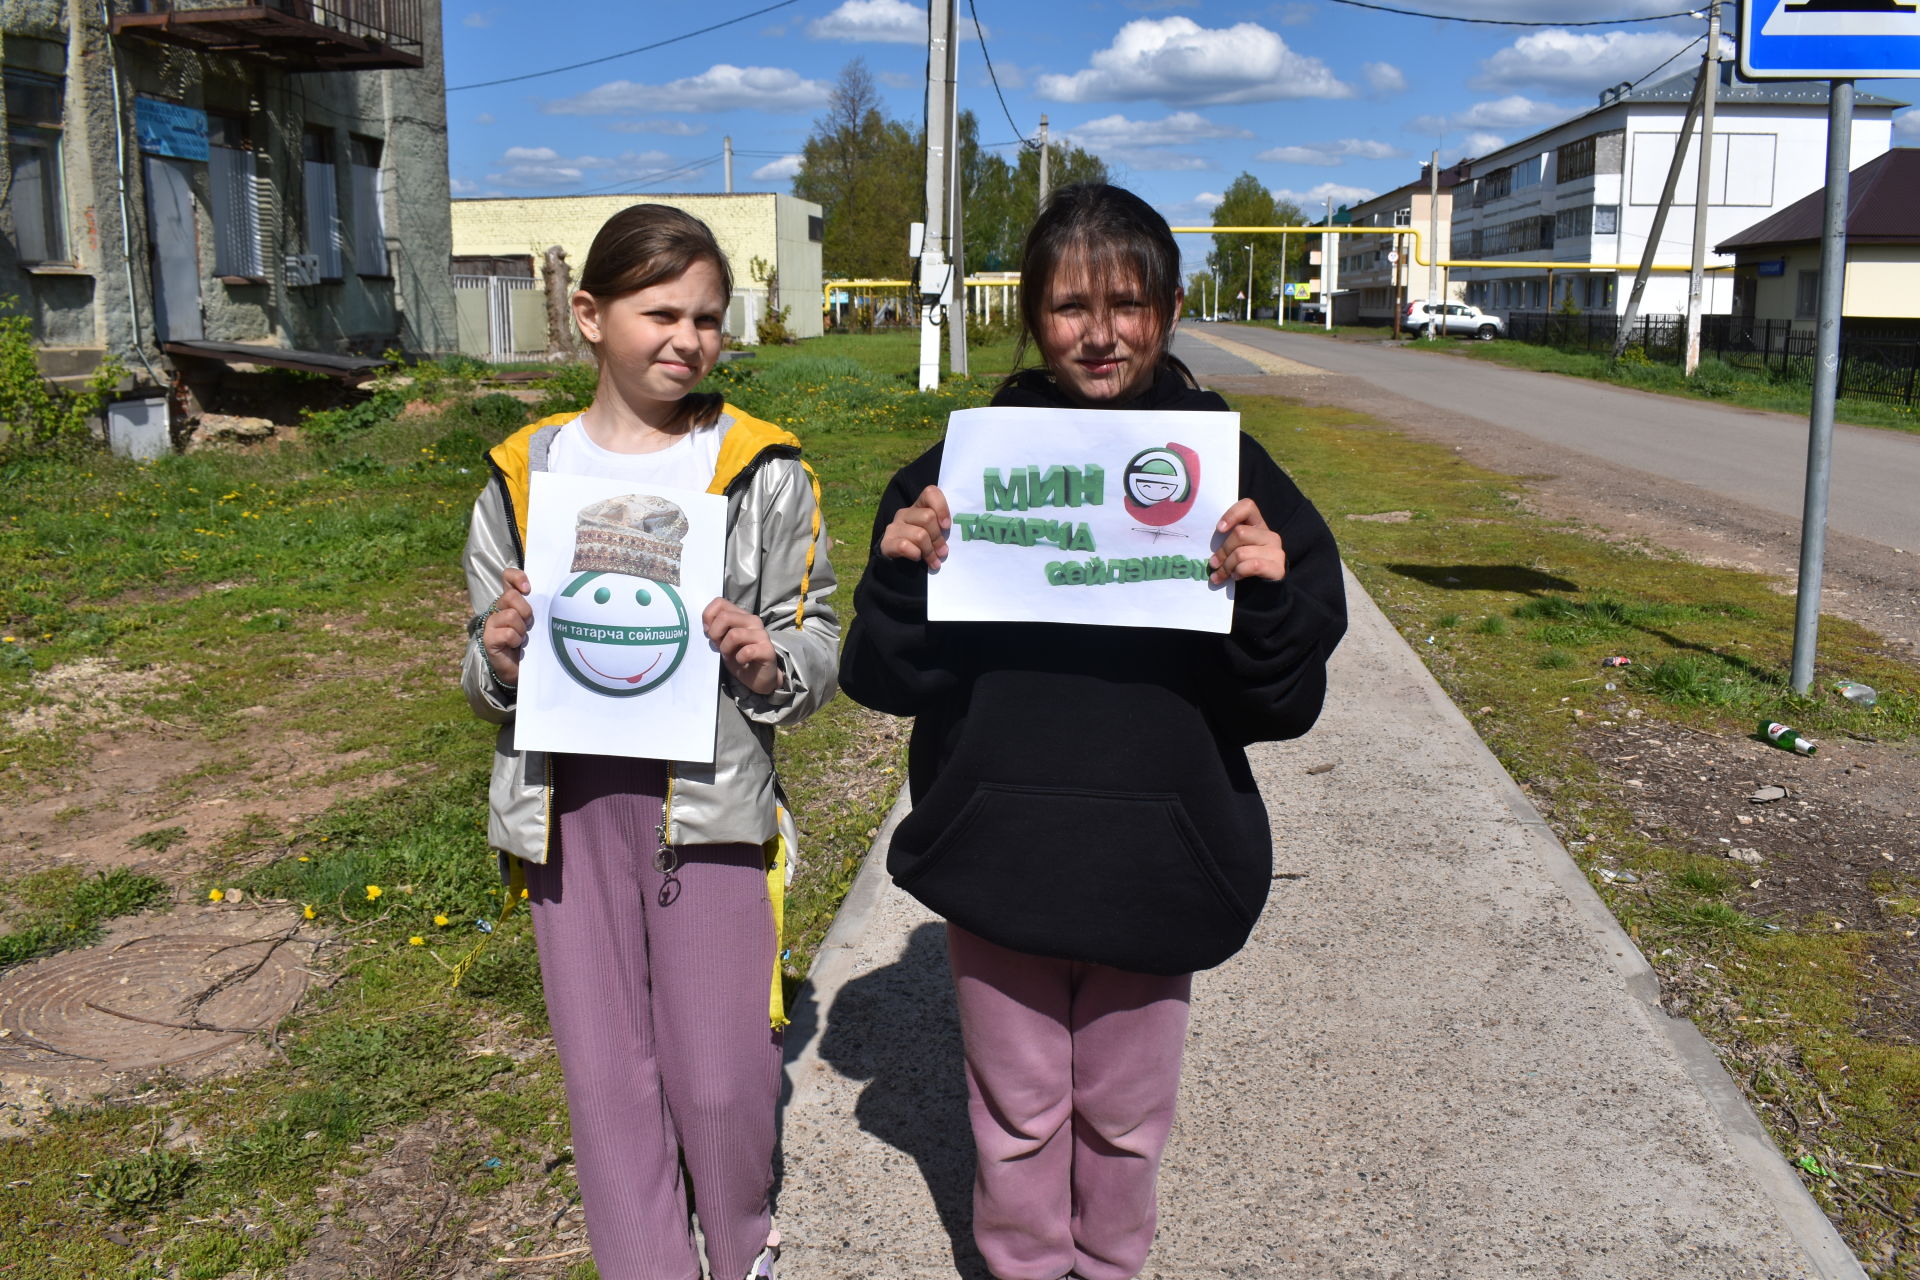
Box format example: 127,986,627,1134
578,204,734,428
1005,182,1196,391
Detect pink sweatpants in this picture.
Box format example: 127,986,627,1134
946,924,1194,1280
524,754,782,1280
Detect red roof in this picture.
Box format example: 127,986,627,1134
1717,148,1920,252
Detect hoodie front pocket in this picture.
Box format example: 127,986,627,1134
889,782,1256,974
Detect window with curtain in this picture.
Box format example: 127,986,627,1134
302,128,343,280
348,135,388,277
209,113,264,279
4,70,68,263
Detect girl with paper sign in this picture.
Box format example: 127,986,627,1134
460,205,838,1280
840,184,1347,1280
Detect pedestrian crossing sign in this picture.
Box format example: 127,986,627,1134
1739,0,1920,78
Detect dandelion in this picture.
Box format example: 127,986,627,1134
302,904,316,920
208,888,225,902
433,914,450,927
365,885,383,901
408,936,425,946
1,637,13,644
297,855,310,862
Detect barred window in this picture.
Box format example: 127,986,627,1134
1554,205,1593,239
1557,135,1597,184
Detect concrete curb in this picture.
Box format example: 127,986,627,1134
1341,567,1868,1280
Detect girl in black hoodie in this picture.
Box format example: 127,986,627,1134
839,184,1347,1280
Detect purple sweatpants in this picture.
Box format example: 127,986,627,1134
524,753,782,1280
946,925,1194,1280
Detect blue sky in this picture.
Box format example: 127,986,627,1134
443,0,1917,232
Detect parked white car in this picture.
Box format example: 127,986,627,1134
1404,302,1504,340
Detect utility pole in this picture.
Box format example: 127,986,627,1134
1685,0,1723,376
1277,232,1288,327
948,92,968,376
724,135,733,193
1614,50,1708,360
1037,114,1051,210
1324,196,1335,331
1426,148,1441,341
917,0,958,391
1243,244,1253,322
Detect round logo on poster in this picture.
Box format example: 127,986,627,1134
549,571,691,697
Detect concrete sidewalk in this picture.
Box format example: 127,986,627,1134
773,568,1863,1279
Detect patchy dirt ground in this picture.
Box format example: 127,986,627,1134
1571,717,1920,1043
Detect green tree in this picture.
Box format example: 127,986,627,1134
1208,173,1308,318
954,114,1109,271
791,60,923,279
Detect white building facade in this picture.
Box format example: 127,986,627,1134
1447,69,1900,321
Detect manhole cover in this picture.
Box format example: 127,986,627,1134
0,933,309,1076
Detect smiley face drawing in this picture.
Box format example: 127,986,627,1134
548,493,693,698
1122,442,1200,527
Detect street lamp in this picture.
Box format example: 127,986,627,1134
1243,244,1253,323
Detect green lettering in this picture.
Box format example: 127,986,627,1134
984,468,1028,512
1028,466,1068,510
1122,559,1144,583
1085,557,1104,583
1064,562,1087,585
1189,557,1211,579
1045,561,1067,585
1073,464,1105,507
1068,522,1096,552
953,513,981,540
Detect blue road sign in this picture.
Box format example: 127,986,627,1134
1739,0,1920,79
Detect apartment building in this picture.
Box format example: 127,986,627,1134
2,0,455,392
1333,163,1466,325
1446,67,1900,320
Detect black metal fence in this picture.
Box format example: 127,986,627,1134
1499,312,1920,407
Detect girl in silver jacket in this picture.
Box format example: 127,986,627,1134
460,204,837,1280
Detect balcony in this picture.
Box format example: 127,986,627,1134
110,0,423,72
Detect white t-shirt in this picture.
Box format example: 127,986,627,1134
545,414,725,490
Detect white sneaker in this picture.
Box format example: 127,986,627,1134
745,1244,779,1279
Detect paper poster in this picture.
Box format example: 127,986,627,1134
928,407,1240,633
513,473,727,762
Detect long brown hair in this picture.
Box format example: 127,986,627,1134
578,204,734,429
1003,183,1196,392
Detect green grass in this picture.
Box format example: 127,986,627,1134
0,866,170,969
2,334,1915,1276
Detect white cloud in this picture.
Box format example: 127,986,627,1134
1256,137,1405,166
753,154,804,181
450,177,480,195
809,0,921,42
1363,61,1406,95
1271,181,1377,209
484,146,678,189
1064,111,1251,173
1473,29,1697,93
1409,95,1568,135
474,112,495,125
1897,109,1920,143
1156,190,1223,226
1420,0,1684,15
607,119,708,136
806,0,983,43
1036,17,1351,105
544,65,831,116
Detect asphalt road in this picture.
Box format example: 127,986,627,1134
1184,324,1919,555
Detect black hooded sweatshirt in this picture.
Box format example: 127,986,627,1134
838,365,1347,974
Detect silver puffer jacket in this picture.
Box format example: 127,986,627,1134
460,407,839,864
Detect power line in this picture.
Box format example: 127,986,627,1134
1626,32,1706,89
966,0,1034,149
1326,0,1695,26
569,153,723,196
448,0,799,92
